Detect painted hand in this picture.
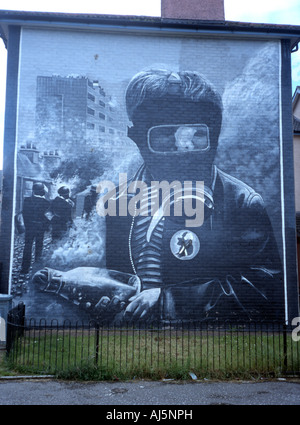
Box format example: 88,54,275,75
124,288,161,320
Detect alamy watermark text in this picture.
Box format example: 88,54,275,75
95,173,205,227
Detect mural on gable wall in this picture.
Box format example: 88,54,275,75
10,29,291,323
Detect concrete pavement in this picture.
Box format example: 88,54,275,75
0,377,299,406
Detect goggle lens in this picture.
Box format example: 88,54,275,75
147,124,210,153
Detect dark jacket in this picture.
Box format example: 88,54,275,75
22,195,50,232
51,196,74,231
105,164,284,321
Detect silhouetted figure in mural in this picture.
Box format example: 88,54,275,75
21,182,50,274
51,186,74,240
82,185,98,220
33,69,284,323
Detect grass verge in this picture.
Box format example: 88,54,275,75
3,326,299,380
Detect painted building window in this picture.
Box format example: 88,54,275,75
87,107,95,116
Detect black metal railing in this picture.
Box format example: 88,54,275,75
5,310,300,379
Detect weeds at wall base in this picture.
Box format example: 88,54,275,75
1,356,289,382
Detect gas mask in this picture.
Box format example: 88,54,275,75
143,122,214,180
148,123,210,153
128,123,216,287
144,123,215,227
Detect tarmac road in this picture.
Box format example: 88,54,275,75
0,377,299,406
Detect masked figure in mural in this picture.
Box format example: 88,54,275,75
20,182,50,275
33,69,284,322
50,186,74,240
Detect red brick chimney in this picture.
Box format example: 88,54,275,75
161,0,225,21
